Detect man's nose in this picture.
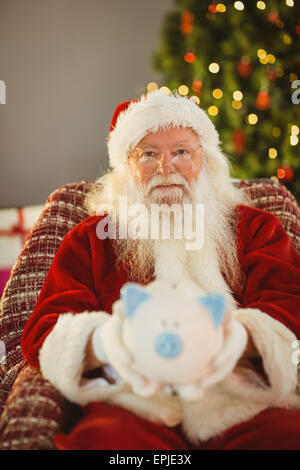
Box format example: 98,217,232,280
158,152,174,176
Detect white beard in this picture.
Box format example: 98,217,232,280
85,164,247,309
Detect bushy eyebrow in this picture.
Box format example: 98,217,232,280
138,141,193,149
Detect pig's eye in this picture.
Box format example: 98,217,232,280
174,321,180,328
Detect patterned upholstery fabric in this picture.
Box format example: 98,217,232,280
0,179,299,449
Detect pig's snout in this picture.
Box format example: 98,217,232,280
154,332,182,359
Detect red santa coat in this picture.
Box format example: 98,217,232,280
20,204,300,448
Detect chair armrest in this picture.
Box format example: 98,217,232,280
0,366,68,449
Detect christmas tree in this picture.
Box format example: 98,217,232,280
152,0,300,201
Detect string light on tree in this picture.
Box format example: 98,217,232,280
159,86,171,94
232,100,242,110
290,73,298,82
256,1,266,9
290,135,299,146
268,148,278,159
290,124,299,146
272,127,281,137
234,1,244,11
209,62,220,73
178,84,189,96
216,3,226,13
208,105,219,116
247,113,258,125
146,82,158,92
153,1,300,201
283,33,292,44
212,88,223,99
191,95,200,105
233,90,243,101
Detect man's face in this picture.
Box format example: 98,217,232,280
128,127,203,205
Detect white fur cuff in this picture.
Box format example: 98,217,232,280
39,311,125,406
234,307,298,402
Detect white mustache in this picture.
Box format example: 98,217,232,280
145,174,190,195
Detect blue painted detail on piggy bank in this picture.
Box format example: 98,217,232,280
154,332,183,359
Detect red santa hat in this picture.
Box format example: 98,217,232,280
107,90,220,169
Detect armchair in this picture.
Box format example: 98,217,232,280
0,179,299,449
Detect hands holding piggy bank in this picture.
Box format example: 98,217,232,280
92,279,248,401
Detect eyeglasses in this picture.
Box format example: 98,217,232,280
129,144,201,176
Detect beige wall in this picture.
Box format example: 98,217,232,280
0,0,172,208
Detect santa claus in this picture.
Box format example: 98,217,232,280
21,90,300,450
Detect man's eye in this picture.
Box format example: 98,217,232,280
174,148,189,156
143,151,159,159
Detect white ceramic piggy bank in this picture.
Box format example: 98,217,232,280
119,281,228,401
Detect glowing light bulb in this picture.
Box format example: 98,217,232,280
290,73,298,82
159,86,171,94
259,56,269,64
178,85,189,96
191,95,200,105
286,0,294,6
257,49,267,58
212,88,223,99
209,62,220,73
267,54,276,64
290,135,299,146
257,1,266,9
232,100,242,110
291,125,300,135
248,114,258,125
208,105,219,116
268,148,278,159
283,34,292,45
216,3,226,12
234,1,244,10
272,127,281,137
233,90,243,101
147,82,158,92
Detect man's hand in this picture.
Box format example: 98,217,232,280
195,315,248,389
97,304,150,391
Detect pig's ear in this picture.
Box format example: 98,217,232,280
120,283,151,320
196,293,226,328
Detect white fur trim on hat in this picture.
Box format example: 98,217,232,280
107,90,220,169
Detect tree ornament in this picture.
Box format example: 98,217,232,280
180,11,194,36
208,3,218,13
256,90,271,110
184,52,196,64
192,79,203,94
232,128,246,155
277,165,294,182
237,56,252,78
268,11,280,24
267,66,277,81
